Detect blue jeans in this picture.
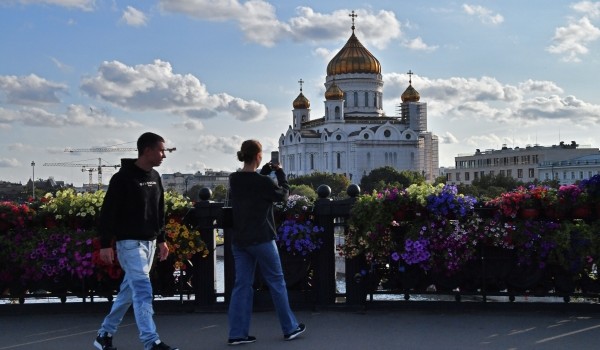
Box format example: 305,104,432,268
228,240,299,338
98,240,159,350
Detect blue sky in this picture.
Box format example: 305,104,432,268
1,0,599,186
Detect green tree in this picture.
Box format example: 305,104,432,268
458,173,524,201
290,184,317,201
212,184,228,202
288,172,350,198
433,175,447,185
186,184,204,202
359,166,425,194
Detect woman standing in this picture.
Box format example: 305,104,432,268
227,139,305,345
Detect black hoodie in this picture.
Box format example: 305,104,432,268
98,158,165,248
228,168,289,247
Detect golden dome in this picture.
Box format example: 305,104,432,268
401,84,420,102
325,81,344,100
326,32,381,75
293,92,310,109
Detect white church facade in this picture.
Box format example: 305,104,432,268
278,15,439,184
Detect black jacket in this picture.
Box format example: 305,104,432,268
98,158,165,248
228,168,289,247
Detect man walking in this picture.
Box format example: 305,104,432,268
94,132,179,350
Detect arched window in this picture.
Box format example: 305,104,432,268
310,154,314,170
325,107,329,119
353,92,358,107
343,93,347,107
373,93,377,108
337,153,341,169
335,106,341,119
364,92,369,107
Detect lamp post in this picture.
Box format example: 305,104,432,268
31,161,35,199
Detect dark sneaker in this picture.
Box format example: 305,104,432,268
150,340,179,350
284,323,306,341
228,336,257,345
94,332,116,350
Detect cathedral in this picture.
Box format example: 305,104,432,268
278,14,439,184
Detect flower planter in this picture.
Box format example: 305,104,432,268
544,207,565,221
506,263,544,292
280,252,312,290
571,205,592,220
518,208,540,220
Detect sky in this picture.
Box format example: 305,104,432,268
1,0,600,186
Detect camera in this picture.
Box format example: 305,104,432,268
270,151,280,166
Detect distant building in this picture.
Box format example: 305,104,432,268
278,16,438,184
450,141,600,185
162,169,231,195
538,153,600,185
0,181,27,201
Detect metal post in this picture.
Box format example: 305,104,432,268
31,161,35,199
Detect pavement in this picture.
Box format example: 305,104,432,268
2,300,600,350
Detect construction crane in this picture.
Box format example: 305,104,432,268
65,147,137,153
43,158,120,190
64,143,177,153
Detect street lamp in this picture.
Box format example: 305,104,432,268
31,161,35,199
184,176,190,196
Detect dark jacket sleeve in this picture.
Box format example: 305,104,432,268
157,177,166,243
269,168,289,203
98,174,125,248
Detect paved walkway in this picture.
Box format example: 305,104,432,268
1,301,600,350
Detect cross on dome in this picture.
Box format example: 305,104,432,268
349,10,357,31
298,78,304,92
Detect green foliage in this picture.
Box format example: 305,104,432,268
359,166,425,194
433,175,447,185
186,184,202,202
288,172,350,198
290,184,317,201
459,173,524,201
212,184,228,202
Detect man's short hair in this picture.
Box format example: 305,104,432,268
137,132,165,156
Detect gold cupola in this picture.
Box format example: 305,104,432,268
326,15,381,76
325,81,344,100
293,92,310,109
401,70,420,102
293,79,310,109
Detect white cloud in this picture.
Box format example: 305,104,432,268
462,4,504,25
547,17,600,62
402,37,438,52
0,104,141,128
572,1,600,19
518,79,564,94
7,143,33,151
440,132,458,144
192,134,245,155
9,0,94,10
290,8,401,49
174,118,205,130
121,6,148,27
0,158,21,167
383,73,600,125
313,47,333,61
465,133,511,148
80,59,268,122
158,2,401,49
49,57,73,72
0,74,69,105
